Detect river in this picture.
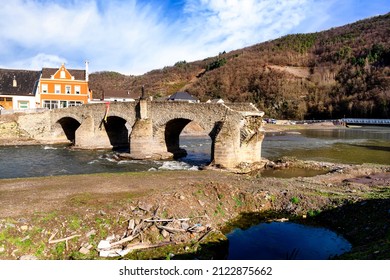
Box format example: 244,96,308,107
0,126,389,179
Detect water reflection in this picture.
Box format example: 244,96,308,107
263,127,390,165
227,222,352,260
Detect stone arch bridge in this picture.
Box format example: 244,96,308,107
18,101,265,169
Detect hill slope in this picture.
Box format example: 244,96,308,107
89,13,390,119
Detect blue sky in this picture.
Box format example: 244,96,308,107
0,0,388,75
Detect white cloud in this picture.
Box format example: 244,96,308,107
182,0,310,44
0,0,387,75
0,53,67,70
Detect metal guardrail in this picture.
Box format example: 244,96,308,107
341,118,390,125
278,119,390,125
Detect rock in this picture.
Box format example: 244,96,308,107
20,225,28,231
97,240,111,250
198,200,205,207
86,229,96,238
181,222,189,230
19,255,38,260
117,249,130,257
98,210,106,216
17,218,28,224
161,229,170,238
99,250,119,257
138,202,152,212
179,195,185,200
79,247,90,255
0,246,5,253
105,235,116,242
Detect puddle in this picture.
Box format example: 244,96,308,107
226,221,352,260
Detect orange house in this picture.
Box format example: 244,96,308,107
37,63,90,109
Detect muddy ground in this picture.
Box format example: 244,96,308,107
0,158,389,260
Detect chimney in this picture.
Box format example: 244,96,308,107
85,60,89,82
13,75,17,87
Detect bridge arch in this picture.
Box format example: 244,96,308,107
103,116,130,150
53,117,81,144
153,116,221,162
164,118,193,158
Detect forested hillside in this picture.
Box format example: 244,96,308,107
89,13,390,119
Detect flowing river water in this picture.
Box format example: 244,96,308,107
0,126,389,179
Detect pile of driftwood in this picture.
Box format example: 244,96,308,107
97,215,212,258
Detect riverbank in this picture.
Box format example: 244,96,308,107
0,159,389,260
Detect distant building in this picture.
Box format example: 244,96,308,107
90,89,141,103
206,98,224,104
167,91,199,103
36,62,90,109
0,69,40,110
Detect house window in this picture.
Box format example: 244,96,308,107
18,101,29,109
68,101,83,107
55,84,61,94
59,101,67,108
65,85,71,94
41,84,48,93
60,70,66,78
75,86,81,94
43,100,58,109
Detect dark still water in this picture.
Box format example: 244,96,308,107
227,222,352,260
0,127,389,179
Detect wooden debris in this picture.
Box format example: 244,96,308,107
48,230,81,248
144,218,190,223
156,225,186,234
109,234,139,248
128,219,135,230
97,211,214,258
48,234,81,244
126,241,175,252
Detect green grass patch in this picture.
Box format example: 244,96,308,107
233,196,244,208
37,211,58,223
364,187,390,199
68,193,94,207
290,196,300,204
68,215,82,231
214,202,225,217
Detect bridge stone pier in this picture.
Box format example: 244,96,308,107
18,100,265,169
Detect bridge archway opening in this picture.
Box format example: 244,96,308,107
165,118,212,165
55,117,81,144
104,116,129,150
